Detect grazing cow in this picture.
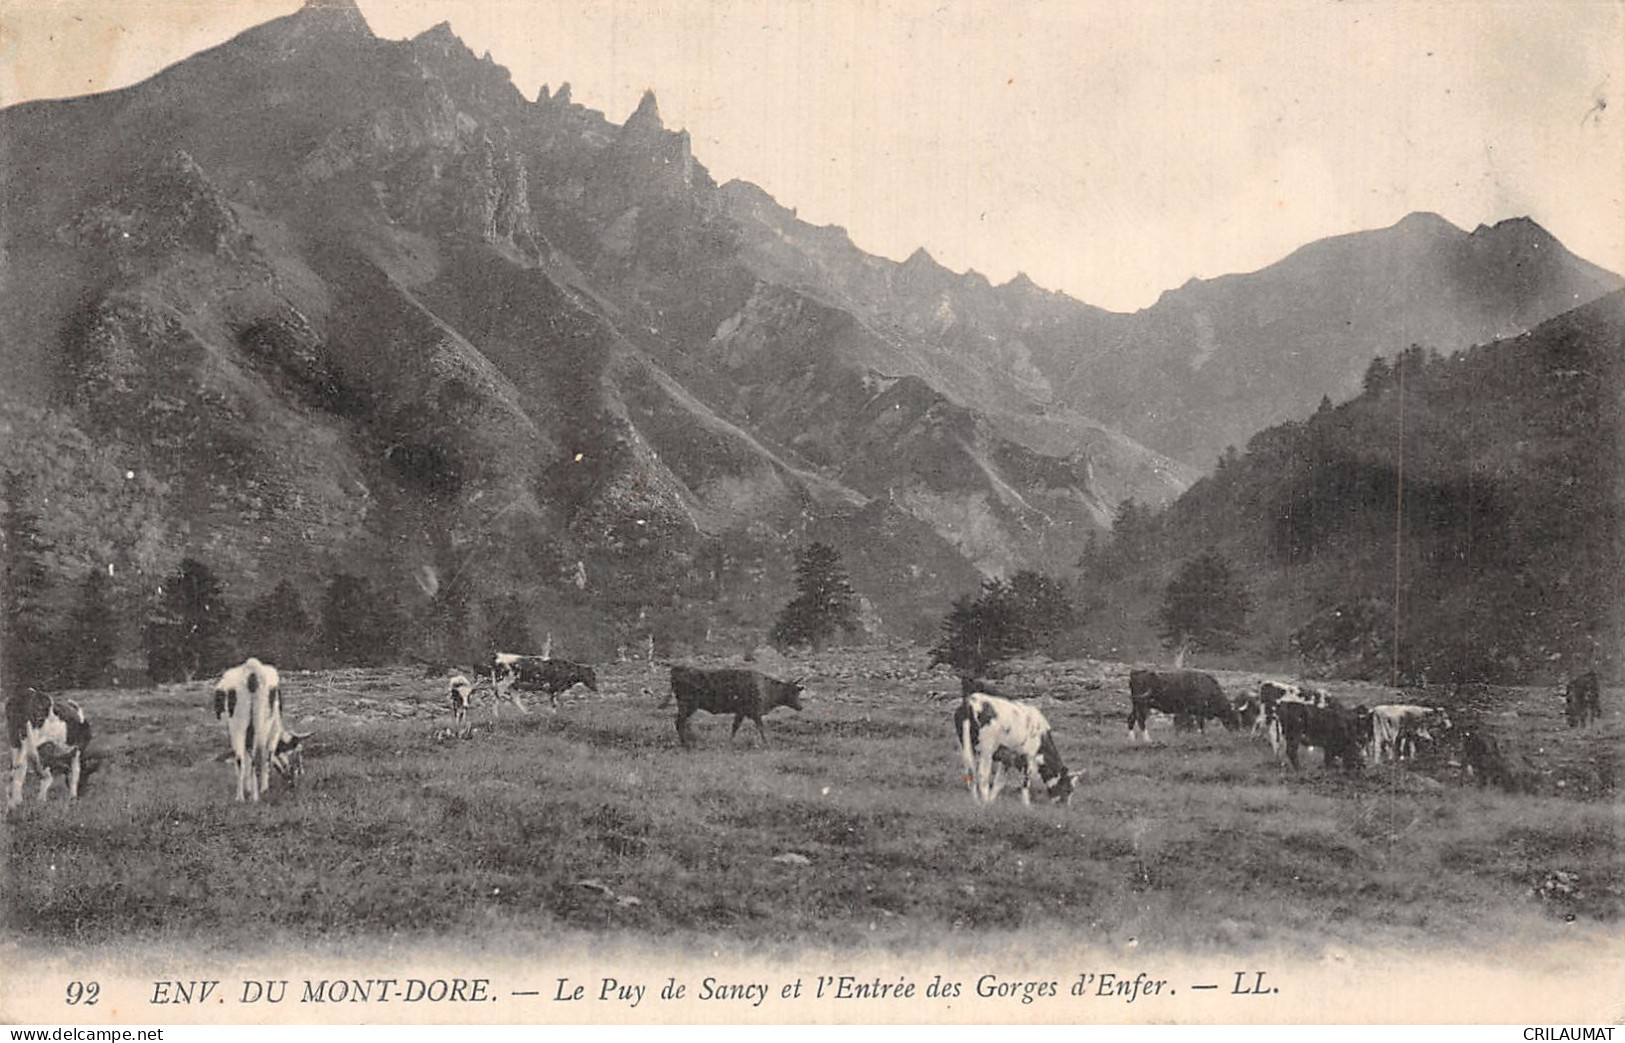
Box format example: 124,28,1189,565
663,665,804,747
1369,704,1451,763
1563,672,1602,729
1277,699,1371,772
954,692,1077,805
1461,727,1536,794
1254,681,1333,758
447,674,478,738
1126,669,1239,741
490,653,599,715
213,658,309,802
7,689,92,810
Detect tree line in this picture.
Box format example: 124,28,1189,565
7,456,1252,694
3,470,415,688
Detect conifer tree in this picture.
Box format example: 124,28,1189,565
143,557,234,682
771,542,860,650
1155,551,1252,656
2,471,56,691
63,567,118,687
243,579,315,669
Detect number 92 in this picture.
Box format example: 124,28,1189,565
66,981,100,1006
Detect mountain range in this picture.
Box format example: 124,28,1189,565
1,0,1617,658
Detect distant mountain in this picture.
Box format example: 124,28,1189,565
723,182,1620,470
0,0,1181,662
1041,211,1623,467
1079,290,1625,682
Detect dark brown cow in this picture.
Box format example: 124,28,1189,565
663,666,805,747
1277,699,1370,772
1127,669,1239,741
1563,672,1602,729
1461,727,1537,794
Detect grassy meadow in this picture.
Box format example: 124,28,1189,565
4,648,1620,960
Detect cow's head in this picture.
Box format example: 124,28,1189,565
780,677,807,712
1046,770,1079,805
272,730,311,782
578,665,599,691
58,699,92,749
448,675,474,709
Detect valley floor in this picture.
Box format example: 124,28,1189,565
3,648,1620,1022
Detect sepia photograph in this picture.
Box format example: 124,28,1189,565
2,0,1621,1027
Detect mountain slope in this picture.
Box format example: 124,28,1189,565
1081,290,1625,682
0,0,1124,660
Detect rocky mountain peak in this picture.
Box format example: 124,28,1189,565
294,0,373,35
1470,215,1554,245
624,88,664,132
902,246,943,272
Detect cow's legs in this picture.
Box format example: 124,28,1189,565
676,710,694,747
35,763,54,802
980,750,1004,803
8,745,27,809
730,714,745,741
753,715,769,746
68,749,82,799
260,740,275,797
251,747,266,802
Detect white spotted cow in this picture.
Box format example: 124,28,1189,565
953,692,1077,806
213,658,309,802
7,689,92,810
1255,680,1332,760
447,674,481,738
1369,704,1451,763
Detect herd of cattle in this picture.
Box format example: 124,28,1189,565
954,667,1606,805
2,649,1608,810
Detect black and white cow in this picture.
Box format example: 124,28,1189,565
1254,680,1333,758
7,689,91,810
954,691,1077,805
662,665,804,747
1126,669,1239,741
213,658,308,802
490,653,599,715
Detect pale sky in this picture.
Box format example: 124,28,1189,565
2,0,1621,312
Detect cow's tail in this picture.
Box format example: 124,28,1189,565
957,705,979,795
